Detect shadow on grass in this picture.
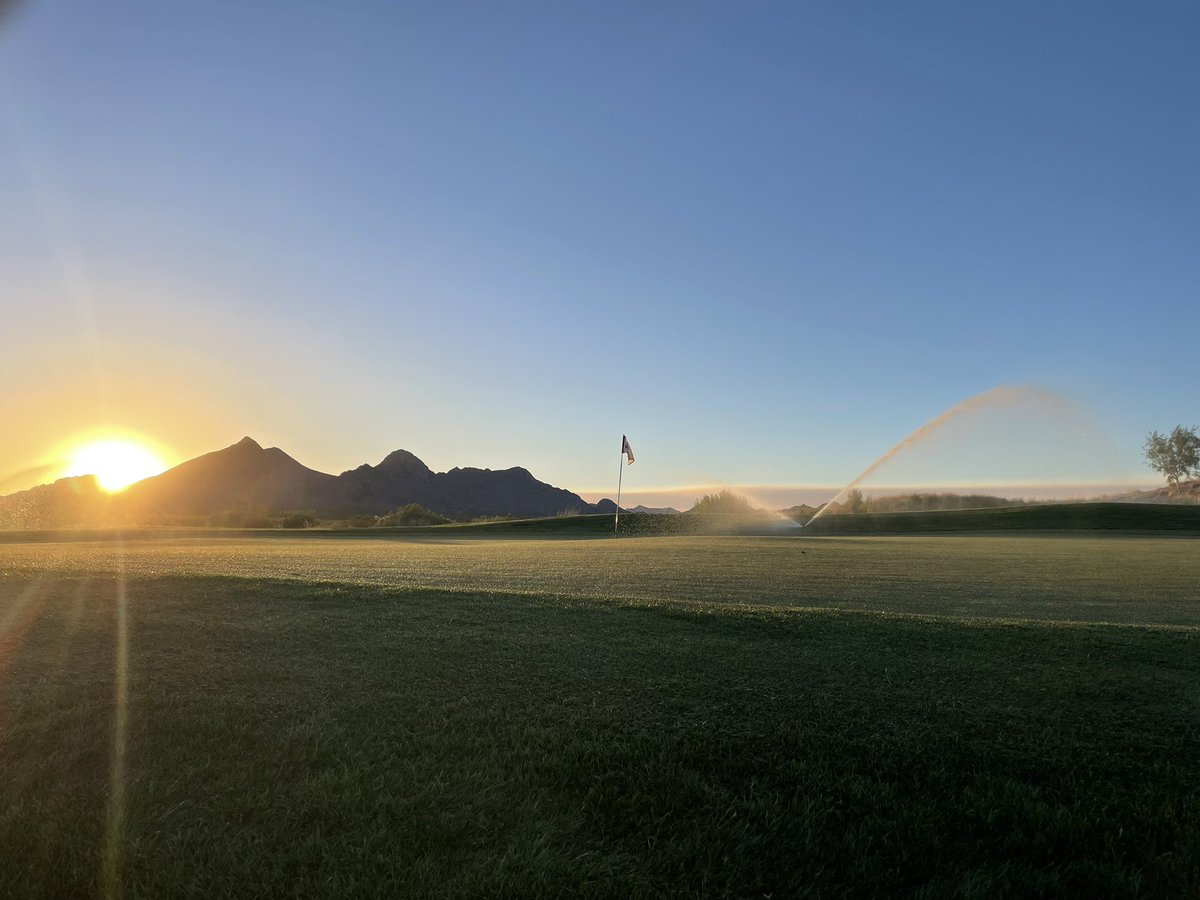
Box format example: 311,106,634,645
1,573,1197,897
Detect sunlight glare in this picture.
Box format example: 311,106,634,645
64,439,166,492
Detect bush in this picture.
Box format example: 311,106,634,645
689,490,757,516
376,504,453,527
278,511,317,529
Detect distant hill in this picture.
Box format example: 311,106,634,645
0,438,602,528
585,501,680,516
1100,481,1200,505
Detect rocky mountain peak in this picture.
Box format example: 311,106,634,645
376,449,432,474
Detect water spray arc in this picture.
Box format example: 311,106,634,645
804,385,1076,527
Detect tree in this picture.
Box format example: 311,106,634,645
1144,426,1200,485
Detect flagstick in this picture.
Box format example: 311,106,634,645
614,449,625,533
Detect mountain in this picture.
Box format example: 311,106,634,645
121,437,343,517
0,438,600,527
335,448,594,519
0,475,109,530
586,501,679,516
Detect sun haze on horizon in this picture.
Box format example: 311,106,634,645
61,436,169,493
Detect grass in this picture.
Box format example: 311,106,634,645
369,501,1200,535
5,500,1199,544
3,533,1199,625
797,502,1200,535
1,534,1198,897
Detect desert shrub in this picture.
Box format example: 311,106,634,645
278,511,317,529
689,490,757,516
377,504,452,527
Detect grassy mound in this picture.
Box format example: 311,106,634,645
798,502,1200,534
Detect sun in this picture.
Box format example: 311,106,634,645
64,439,168,493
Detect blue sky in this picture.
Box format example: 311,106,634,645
1,1,1197,505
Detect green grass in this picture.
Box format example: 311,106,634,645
4,500,1198,544
798,502,1200,534
352,500,1200,535
3,533,1198,625
1,535,1198,897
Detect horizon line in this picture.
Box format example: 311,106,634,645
578,480,1164,508
578,479,1160,496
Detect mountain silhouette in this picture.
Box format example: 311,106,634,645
334,447,594,519
0,475,109,530
0,438,601,527
122,437,343,516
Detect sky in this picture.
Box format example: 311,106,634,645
1,1,1197,507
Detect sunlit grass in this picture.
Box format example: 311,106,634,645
0,535,1198,896
2,532,1199,626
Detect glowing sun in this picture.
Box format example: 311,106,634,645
64,439,167,493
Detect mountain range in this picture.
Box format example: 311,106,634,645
0,437,616,529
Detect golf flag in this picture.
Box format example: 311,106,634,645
614,435,634,533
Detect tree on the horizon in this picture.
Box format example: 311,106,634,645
1144,426,1200,485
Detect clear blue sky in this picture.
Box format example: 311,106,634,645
2,1,1197,505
